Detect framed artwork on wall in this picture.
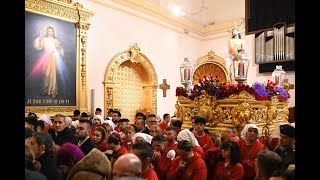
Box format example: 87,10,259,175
25,0,94,116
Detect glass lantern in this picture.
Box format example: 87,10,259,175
233,55,250,84
180,57,194,90
272,65,286,87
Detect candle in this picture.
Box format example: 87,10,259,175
238,62,244,76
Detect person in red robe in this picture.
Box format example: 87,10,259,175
159,113,171,133
122,124,136,152
165,126,179,153
193,117,220,179
177,129,204,158
106,133,129,167
152,134,175,180
213,140,244,180
237,124,266,180
93,126,108,152
131,141,159,180
89,115,103,139
167,140,207,180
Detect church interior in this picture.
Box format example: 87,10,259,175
25,0,295,179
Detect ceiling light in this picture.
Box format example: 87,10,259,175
171,5,184,16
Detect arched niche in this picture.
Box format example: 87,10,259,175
193,50,229,84
103,44,158,120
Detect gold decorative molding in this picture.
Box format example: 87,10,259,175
25,0,94,116
175,90,289,134
25,0,95,23
228,90,256,100
25,107,76,116
103,44,158,119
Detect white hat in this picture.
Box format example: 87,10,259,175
103,120,115,131
131,132,153,144
38,114,52,126
177,129,200,147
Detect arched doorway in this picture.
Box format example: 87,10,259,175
103,44,158,121
192,50,229,84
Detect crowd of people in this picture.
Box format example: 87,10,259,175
25,108,295,180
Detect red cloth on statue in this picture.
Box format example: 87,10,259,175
237,139,266,180
159,121,168,132
142,164,159,180
167,152,207,180
152,151,174,180
213,161,244,180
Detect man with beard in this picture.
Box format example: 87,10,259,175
76,119,96,155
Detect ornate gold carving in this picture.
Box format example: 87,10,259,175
194,90,221,127
80,36,87,91
25,0,94,23
104,44,158,119
228,90,256,99
193,51,229,84
129,43,141,63
175,90,289,134
113,64,144,120
106,87,113,110
283,79,294,91
25,107,76,115
231,102,254,125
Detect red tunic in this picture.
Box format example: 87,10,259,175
166,141,178,152
43,125,52,132
159,121,168,132
213,161,244,180
152,151,174,180
193,146,204,159
96,141,108,152
194,133,214,153
269,138,279,151
167,152,207,180
113,145,129,160
142,164,159,180
122,139,133,152
237,140,265,180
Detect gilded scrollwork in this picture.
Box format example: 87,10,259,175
267,96,279,125
231,102,254,125
250,107,268,124
129,43,141,63
25,107,76,114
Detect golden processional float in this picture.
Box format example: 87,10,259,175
175,51,290,136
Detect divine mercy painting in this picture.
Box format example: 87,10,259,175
25,11,76,106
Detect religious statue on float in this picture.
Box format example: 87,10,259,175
226,25,249,84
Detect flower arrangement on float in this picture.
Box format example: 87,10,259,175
175,74,290,102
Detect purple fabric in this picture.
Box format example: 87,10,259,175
55,143,85,168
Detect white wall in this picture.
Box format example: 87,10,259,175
77,0,201,117
77,0,295,119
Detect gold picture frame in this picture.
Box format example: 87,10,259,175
25,0,94,116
